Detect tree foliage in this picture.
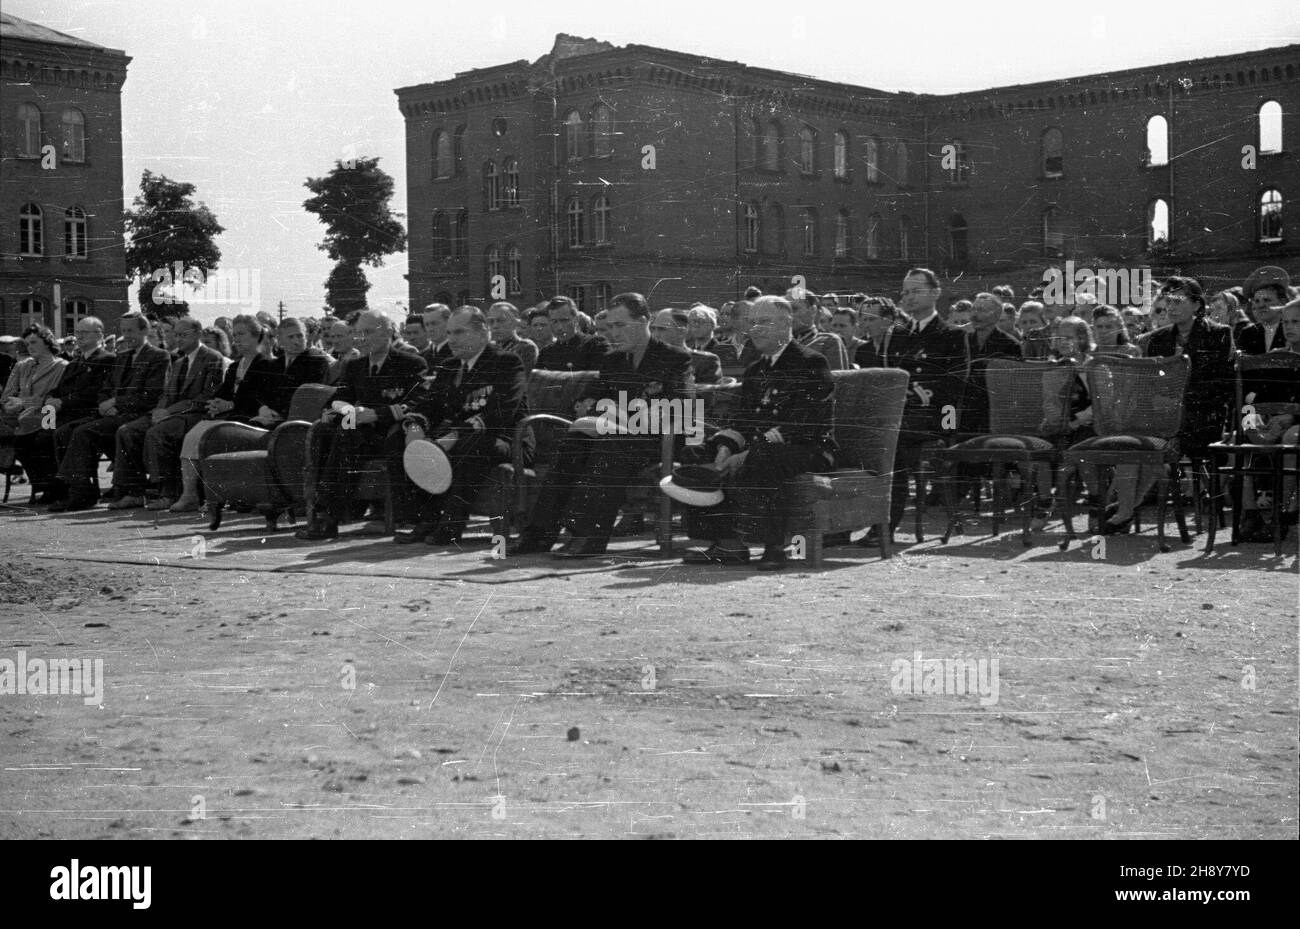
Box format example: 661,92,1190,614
123,170,224,317
303,157,406,314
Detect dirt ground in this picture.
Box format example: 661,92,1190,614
1,480,1296,839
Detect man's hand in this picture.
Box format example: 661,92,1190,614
255,404,282,424
2,397,23,414
713,446,732,468
150,408,168,424
403,424,426,446
207,398,234,417
716,450,748,475
47,397,63,412
354,408,378,426
98,399,116,416
574,398,596,418
763,427,784,444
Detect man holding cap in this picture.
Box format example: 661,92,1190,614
676,295,836,571
393,307,529,545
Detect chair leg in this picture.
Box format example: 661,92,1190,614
1273,458,1285,557
914,461,928,542
1205,471,1220,553
807,530,824,568
940,460,957,545
990,463,1004,536
1058,467,1077,550
657,492,674,554
1172,472,1191,545
878,521,892,560
1156,472,1170,553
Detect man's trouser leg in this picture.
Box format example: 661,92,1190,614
691,441,829,545
563,439,659,543
113,416,153,495
56,415,134,499
14,431,54,493
312,421,383,521
145,414,202,497
524,432,597,541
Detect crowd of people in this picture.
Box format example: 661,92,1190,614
2,263,1297,562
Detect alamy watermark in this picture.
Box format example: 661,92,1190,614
0,650,104,706
889,651,1000,706
149,261,261,309
593,391,705,446
1041,261,1154,308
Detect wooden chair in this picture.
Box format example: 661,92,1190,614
933,359,1077,546
1058,354,1192,552
1205,350,1300,555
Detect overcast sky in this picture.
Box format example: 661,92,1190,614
10,0,1299,322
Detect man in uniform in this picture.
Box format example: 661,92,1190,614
680,295,836,571
487,301,539,372
509,292,691,558
393,307,529,545
295,311,427,539
535,296,607,371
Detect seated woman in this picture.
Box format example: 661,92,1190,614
1,325,68,491
201,325,233,360
1090,305,1142,358
1027,316,1095,529
1237,411,1299,542
169,314,277,512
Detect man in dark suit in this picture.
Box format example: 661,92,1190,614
853,299,902,369
786,287,850,369
295,311,428,539
50,312,170,511
535,296,608,371
16,316,115,504
393,308,529,544
961,292,1023,434
264,317,331,419
487,301,539,372
886,268,970,535
510,292,691,557
1143,276,1234,459
681,295,837,571
686,305,739,368
651,309,722,384
109,317,225,510
829,307,867,362
1236,266,1290,355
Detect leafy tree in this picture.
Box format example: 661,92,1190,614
303,157,406,316
123,170,224,317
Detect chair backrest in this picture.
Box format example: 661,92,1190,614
695,381,742,427
523,370,600,462
287,383,336,422
1084,354,1190,438
831,368,908,474
984,359,1076,437
1236,350,1300,436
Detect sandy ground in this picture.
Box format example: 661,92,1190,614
1,472,1296,839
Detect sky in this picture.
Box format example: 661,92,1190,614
8,0,1299,324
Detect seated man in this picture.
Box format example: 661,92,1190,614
786,287,850,370
264,316,331,420
685,305,738,367
527,306,556,352
295,311,427,540
509,292,691,558
854,297,902,368
535,296,608,371
651,308,721,384
1237,266,1290,355
680,295,836,571
110,316,225,510
487,301,539,372
393,307,529,545
829,306,866,361
16,316,115,504
323,317,359,385
50,312,170,511
420,304,454,366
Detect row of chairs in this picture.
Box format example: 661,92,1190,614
193,368,912,567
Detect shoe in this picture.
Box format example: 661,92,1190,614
1029,498,1052,532
169,497,201,513
552,537,608,559
856,527,882,548
107,494,144,510
49,495,98,513
294,517,339,541
395,523,438,545
506,535,556,556
756,545,789,571
145,496,176,511
1101,503,1133,535
424,528,462,546
822,530,852,547
681,543,750,566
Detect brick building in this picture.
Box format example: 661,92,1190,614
0,13,131,336
396,35,1297,311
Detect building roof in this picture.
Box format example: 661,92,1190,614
0,12,126,55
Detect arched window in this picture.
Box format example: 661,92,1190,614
743,203,759,253
504,158,520,206
483,161,501,210
1146,115,1169,166
64,207,87,258
486,245,502,293
896,140,909,186
865,136,880,182
563,111,583,160
766,203,784,255
1042,127,1063,177
834,211,850,258
950,214,969,266
1148,198,1169,247
798,126,815,174
763,120,781,171
1260,100,1283,154
453,125,467,175
506,245,523,295
866,213,880,259
19,203,43,256
431,210,449,259
833,130,848,179
592,194,610,244
949,140,970,183
1259,189,1284,243
17,103,41,157
63,297,91,334
452,209,468,258
61,108,85,162
898,216,912,261
801,208,817,257
433,130,452,179
566,197,584,247
1042,207,1064,257
591,103,614,157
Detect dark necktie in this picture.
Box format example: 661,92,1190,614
175,356,190,392
456,361,467,386
371,363,380,377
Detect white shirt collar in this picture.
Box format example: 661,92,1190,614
461,347,486,372
766,341,791,366
914,311,937,332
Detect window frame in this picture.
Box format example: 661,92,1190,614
61,107,85,163
566,197,584,248
20,202,43,256
506,245,523,295
563,111,584,161
64,206,88,259
801,208,817,258
17,103,41,158
743,202,759,253
1145,115,1169,168
1042,126,1064,178
433,129,453,179
865,136,880,184
592,194,610,245
1259,100,1283,155
591,103,614,158
1147,198,1170,248
833,130,849,180
1258,188,1284,244
797,125,816,175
